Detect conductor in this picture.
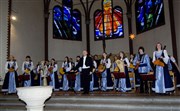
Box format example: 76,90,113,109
72,50,93,94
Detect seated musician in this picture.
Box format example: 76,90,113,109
133,47,152,93
61,56,72,91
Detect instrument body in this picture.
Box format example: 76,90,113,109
9,68,15,72
115,59,125,73
25,69,30,74
112,59,126,79
129,63,135,69
114,66,119,72
59,67,65,75
153,59,165,67
98,64,106,73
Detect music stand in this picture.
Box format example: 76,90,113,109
140,73,155,93
67,72,77,93
113,72,126,79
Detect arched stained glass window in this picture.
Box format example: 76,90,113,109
53,0,82,41
135,0,165,34
94,0,124,40
113,6,123,37
94,10,103,39
72,9,81,39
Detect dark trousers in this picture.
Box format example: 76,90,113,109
134,69,141,86
82,69,91,93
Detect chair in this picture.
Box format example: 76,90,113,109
169,71,175,89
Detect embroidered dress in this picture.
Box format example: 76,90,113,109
2,61,19,94
152,50,174,93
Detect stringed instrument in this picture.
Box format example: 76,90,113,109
115,59,125,73
25,69,30,74
98,53,112,73
134,63,140,70
98,64,106,73
129,63,135,69
114,66,119,72
153,59,165,67
9,68,15,72
59,67,65,75
112,59,126,79
134,54,144,70
48,66,53,73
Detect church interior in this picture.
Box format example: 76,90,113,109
0,0,180,111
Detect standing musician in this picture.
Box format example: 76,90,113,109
152,43,174,94
169,56,180,88
37,60,49,86
74,56,82,91
100,52,113,91
118,51,131,92
22,56,34,87
73,50,93,94
35,62,42,86
112,55,119,90
2,55,19,94
94,55,100,67
48,58,59,91
129,54,135,73
133,47,152,93
61,56,72,91
70,58,75,69
90,56,98,91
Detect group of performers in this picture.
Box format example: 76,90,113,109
1,42,180,95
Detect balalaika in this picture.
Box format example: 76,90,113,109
98,64,106,73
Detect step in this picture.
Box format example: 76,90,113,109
0,105,179,111
1,95,180,111
1,96,180,104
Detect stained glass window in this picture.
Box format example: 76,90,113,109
113,6,123,37
53,0,82,41
135,0,165,34
94,0,124,40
